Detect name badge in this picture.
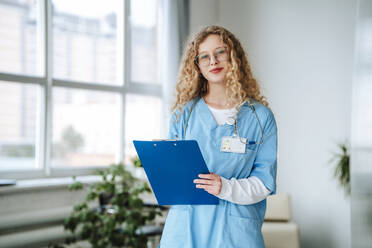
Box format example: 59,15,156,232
220,136,246,153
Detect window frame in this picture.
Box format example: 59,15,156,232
0,0,163,179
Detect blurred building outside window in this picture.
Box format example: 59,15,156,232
0,0,164,177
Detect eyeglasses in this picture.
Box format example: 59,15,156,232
195,47,229,67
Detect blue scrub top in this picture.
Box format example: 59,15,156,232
160,97,278,248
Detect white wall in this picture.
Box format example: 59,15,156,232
189,0,219,34
190,0,356,247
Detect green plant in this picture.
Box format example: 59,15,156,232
330,142,350,195
131,156,142,168
62,160,162,248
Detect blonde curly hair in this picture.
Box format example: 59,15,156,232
171,25,268,117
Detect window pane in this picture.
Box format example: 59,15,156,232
52,0,119,85
124,94,162,165
0,0,42,76
52,88,120,167
0,81,40,171
130,0,162,84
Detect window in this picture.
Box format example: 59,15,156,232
52,0,119,84
0,0,43,76
0,0,164,178
0,81,40,171
130,0,162,84
124,94,162,165
52,88,121,168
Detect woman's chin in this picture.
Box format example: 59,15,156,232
207,77,226,85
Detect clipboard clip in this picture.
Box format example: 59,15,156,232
151,139,179,147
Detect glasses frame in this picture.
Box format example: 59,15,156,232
195,46,230,67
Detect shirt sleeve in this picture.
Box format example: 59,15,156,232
249,110,278,195
217,176,271,205
168,111,183,140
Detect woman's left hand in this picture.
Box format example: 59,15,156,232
193,172,222,196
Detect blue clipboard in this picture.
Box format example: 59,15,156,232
133,140,218,205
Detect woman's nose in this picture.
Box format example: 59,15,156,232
210,54,218,65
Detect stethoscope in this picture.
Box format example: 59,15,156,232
183,98,264,145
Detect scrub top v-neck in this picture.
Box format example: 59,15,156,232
160,97,277,248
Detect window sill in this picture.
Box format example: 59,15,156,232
0,175,102,194
0,167,108,180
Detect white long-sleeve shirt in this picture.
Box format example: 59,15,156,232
207,104,271,205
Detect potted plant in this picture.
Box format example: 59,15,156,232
330,142,350,195
60,159,163,248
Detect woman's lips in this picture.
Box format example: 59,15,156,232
209,67,223,73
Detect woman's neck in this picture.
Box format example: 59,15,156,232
203,81,230,109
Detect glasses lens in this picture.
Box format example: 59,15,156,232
197,54,210,66
215,47,228,62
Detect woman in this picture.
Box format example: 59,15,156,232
160,26,277,248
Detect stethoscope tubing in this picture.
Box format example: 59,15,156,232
183,98,264,145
